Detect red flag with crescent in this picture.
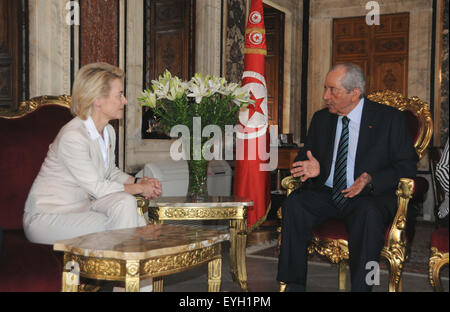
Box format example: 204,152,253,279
234,0,271,231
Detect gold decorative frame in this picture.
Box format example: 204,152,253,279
278,90,432,292
149,206,247,221
0,95,71,119
429,247,449,292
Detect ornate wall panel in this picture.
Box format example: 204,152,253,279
0,0,28,108
224,0,246,83
333,13,409,96
78,0,120,165
142,0,195,139
0,0,20,108
309,0,433,132
79,0,119,66
264,5,285,127
440,0,449,144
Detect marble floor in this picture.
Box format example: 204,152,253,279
162,242,448,293
162,225,449,293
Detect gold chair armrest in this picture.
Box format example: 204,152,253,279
386,178,414,250
277,176,302,250
281,175,302,196
135,195,151,225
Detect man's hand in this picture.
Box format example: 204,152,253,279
342,172,372,198
290,150,320,182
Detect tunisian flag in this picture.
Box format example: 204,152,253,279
234,0,271,231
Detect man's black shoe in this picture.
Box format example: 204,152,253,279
285,283,306,292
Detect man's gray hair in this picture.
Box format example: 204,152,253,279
331,63,365,97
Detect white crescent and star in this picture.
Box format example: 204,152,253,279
237,71,268,139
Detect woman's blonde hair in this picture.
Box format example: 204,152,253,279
71,62,125,119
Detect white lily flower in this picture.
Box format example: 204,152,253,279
208,76,223,96
160,70,173,85
219,82,239,96
138,89,157,108
232,87,254,106
169,76,187,100
153,80,170,100
187,73,209,103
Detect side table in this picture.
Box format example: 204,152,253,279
146,196,253,291
54,224,229,292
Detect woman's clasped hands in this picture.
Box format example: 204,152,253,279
137,177,162,199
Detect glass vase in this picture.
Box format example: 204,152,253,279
188,159,209,201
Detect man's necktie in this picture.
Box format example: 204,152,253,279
332,116,349,210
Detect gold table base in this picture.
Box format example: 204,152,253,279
62,244,223,292
148,202,249,291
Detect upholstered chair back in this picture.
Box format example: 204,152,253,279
367,90,432,159
0,96,72,230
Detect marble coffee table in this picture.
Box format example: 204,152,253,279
53,224,229,292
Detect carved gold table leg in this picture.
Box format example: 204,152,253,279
62,254,79,292
338,261,347,291
208,257,222,292
229,220,238,282
153,276,164,292
125,260,140,292
236,219,248,292
62,271,79,292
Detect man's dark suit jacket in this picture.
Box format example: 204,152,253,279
295,97,418,215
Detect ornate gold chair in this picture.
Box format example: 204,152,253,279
429,227,449,291
428,145,449,291
0,95,73,291
277,90,433,292
0,95,149,292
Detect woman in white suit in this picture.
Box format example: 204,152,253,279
23,62,162,245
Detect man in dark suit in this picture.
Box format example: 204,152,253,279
277,63,418,292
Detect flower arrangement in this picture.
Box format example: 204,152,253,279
138,70,253,197
139,70,252,133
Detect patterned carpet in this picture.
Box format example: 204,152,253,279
247,221,448,277
402,221,448,277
